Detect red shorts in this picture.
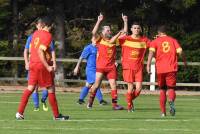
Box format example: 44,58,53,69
28,63,54,87
96,67,117,80
157,72,177,89
123,68,143,83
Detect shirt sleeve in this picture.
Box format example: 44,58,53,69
80,45,90,59
149,40,157,52
25,35,32,49
173,39,182,54
39,33,52,51
117,35,127,46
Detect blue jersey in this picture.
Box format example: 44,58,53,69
80,43,97,70
25,34,55,51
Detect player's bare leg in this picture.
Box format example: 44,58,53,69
87,72,103,108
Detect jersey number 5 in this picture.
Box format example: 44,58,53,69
162,41,170,53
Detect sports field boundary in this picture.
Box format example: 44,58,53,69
0,85,200,95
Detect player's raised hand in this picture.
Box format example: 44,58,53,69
97,13,104,22
122,13,128,22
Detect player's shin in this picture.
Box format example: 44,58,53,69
48,92,59,117
18,89,32,114
160,90,167,114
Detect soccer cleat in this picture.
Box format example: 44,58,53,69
113,105,124,110
16,112,24,120
169,101,176,116
33,107,39,112
42,102,48,111
54,114,69,120
99,100,108,105
161,113,166,117
87,103,92,109
77,99,85,105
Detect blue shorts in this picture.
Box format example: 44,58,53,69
86,69,96,84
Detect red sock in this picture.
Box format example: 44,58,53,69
111,90,118,107
48,93,59,118
18,89,32,114
160,90,167,113
168,89,176,102
126,92,133,110
132,90,141,100
88,91,96,106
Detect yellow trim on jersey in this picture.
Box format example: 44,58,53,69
99,39,116,47
39,44,47,51
123,40,147,48
176,47,182,53
149,47,155,52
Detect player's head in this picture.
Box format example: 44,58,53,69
157,25,167,35
130,22,142,36
40,16,54,31
36,18,44,30
101,25,112,39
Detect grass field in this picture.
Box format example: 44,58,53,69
0,92,200,134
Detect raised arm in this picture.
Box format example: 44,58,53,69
92,13,104,39
109,30,124,44
122,13,128,34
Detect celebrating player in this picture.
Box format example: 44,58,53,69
16,16,69,120
118,15,150,112
146,25,186,117
24,18,56,112
87,13,124,110
73,42,108,105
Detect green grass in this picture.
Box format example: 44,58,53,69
0,92,200,134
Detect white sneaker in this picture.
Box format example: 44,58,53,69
16,112,24,120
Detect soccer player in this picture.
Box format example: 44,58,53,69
87,13,124,110
73,42,108,105
24,19,56,112
146,25,186,117
118,15,150,112
16,16,69,120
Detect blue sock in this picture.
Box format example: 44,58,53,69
79,86,89,100
41,89,48,102
96,88,103,102
32,92,39,108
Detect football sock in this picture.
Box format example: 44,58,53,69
79,86,89,100
96,88,103,102
160,90,167,113
132,90,141,100
41,89,48,102
32,92,39,108
48,92,59,117
168,89,176,102
126,92,133,110
88,91,96,106
18,89,32,114
111,90,118,107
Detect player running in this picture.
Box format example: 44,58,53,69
74,42,108,105
146,25,186,117
118,15,150,112
16,16,69,120
87,13,124,110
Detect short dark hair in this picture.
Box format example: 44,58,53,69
157,25,167,33
40,16,54,27
131,21,141,26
